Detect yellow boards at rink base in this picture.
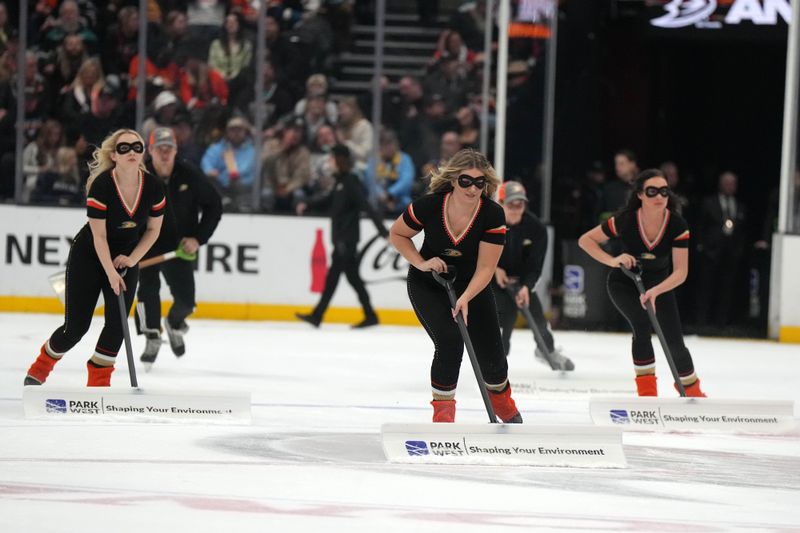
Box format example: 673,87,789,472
589,397,795,433
381,424,627,468
23,386,252,424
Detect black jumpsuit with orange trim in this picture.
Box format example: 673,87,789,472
602,208,698,381
402,191,508,397
46,170,166,365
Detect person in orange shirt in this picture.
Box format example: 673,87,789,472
127,47,179,102
178,56,229,111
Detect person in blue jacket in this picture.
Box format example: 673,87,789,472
201,116,256,212
364,128,415,216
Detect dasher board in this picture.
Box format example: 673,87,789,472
511,371,636,397
590,397,795,433
381,423,627,468
23,386,251,424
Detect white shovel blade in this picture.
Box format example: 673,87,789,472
23,386,251,424
381,423,626,468
512,371,636,397
590,397,796,433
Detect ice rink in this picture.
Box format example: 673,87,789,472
1,312,799,532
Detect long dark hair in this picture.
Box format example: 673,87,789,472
616,168,676,216
222,12,244,56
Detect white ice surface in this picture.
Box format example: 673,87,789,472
1,313,799,532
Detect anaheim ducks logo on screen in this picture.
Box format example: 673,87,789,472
442,249,463,257
650,0,791,29
119,221,137,229
651,0,718,28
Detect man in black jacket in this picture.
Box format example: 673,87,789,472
492,181,574,370
136,127,223,364
295,144,389,329
696,171,748,330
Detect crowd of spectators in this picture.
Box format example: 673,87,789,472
0,0,550,218
0,0,355,210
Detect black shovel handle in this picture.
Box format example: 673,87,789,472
116,268,139,388
621,263,686,397
505,282,560,369
431,266,458,305
432,266,498,423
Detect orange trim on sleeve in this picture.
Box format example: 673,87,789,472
152,197,166,211
407,204,422,226
608,216,617,237
674,230,690,241
486,225,507,234
87,198,107,211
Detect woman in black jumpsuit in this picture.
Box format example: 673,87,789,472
578,169,706,397
389,149,522,423
25,129,165,387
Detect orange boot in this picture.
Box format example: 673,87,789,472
431,400,456,422
635,375,658,397
488,386,523,423
86,361,114,387
25,343,61,385
679,379,707,398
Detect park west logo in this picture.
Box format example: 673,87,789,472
651,0,791,29
613,409,662,426
404,441,429,456
45,399,67,413
405,440,466,457
609,410,630,424
428,440,466,456
67,400,101,414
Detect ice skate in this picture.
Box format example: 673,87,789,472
140,333,162,371
86,361,114,387
24,343,61,386
635,374,658,396
488,385,523,424
535,347,575,371
679,378,707,398
431,399,456,422
164,319,188,357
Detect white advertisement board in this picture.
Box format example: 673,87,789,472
0,204,412,313
381,423,627,468
23,386,252,423
589,397,795,434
